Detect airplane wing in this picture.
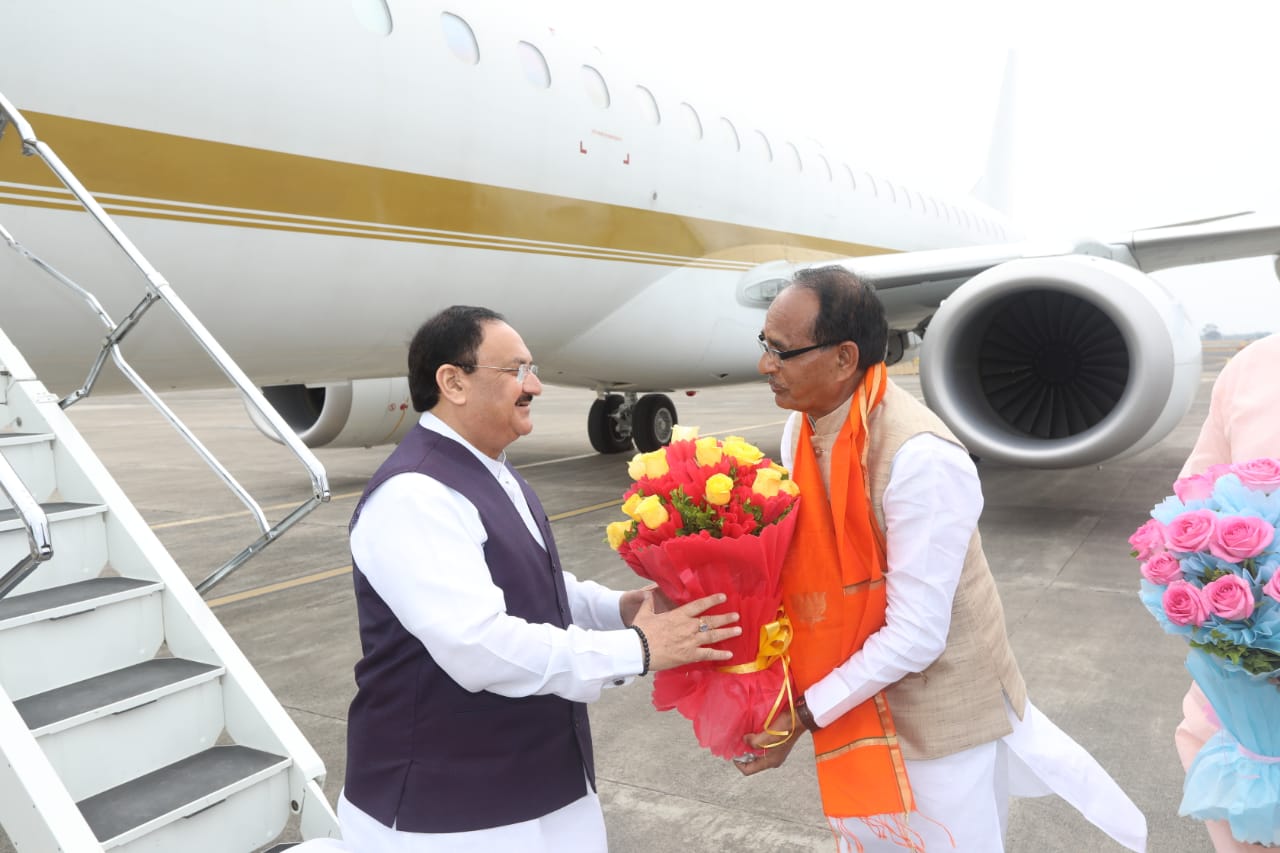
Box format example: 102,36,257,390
806,213,1280,469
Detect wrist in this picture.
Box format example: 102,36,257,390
629,624,650,676
795,695,820,732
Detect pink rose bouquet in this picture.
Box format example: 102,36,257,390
1131,457,1280,844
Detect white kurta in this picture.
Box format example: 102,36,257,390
781,412,1147,852
307,413,643,852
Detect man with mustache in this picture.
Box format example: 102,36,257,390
738,267,1146,852
334,305,740,851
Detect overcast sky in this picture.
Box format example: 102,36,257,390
530,0,1280,334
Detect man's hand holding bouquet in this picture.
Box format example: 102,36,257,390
1130,457,1280,846
608,427,800,761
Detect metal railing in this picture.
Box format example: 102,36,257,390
0,91,330,596
0,446,52,599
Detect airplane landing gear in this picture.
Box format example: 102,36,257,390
631,393,676,452
586,392,679,454
587,394,633,454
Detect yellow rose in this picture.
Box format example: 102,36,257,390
627,453,646,480
606,520,635,550
621,493,643,520
722,435,765,465
752,467,783,498
779,478,800,496
642,450,670,478
694,436,723,466
705,473,735,506
670,424,700,442
635,495,669,529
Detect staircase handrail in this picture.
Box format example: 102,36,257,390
0,92,330,595
0,449,52,598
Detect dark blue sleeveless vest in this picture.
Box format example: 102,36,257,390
344,425,594,832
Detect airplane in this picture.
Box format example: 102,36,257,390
3,0,1280,468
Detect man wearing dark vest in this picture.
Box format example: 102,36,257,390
736,267,1147,852
335,305,741,852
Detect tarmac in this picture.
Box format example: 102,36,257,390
17,345,1248,852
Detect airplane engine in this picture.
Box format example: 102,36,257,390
918,255,1202,469
245,378,416,449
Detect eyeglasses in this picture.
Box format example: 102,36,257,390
757,333,839,362
459,363,540,383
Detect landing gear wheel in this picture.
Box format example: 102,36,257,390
587,394,633,453
632,394,677,453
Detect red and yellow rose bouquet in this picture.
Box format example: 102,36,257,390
608,427,800,760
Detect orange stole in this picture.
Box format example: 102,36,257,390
781,365,914,818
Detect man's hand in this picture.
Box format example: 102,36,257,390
619,585,675,626
734,709,803,776
631,592,741,671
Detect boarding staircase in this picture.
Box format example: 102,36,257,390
0,97,341,848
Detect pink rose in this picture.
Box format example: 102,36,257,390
1202,574,1256,620
1163,580,1209,627
1165,510,1217,553
1140,552,1184,585
1173,474,1215,503
1209,515,1275,562
1205,463,1234,481
1264,573,1280,604
1129,519,1166,560
1233,458,1280,492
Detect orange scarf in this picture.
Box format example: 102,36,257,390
782,363,916,822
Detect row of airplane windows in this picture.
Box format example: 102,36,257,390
354,3,1007,240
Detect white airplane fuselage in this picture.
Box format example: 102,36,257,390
0,1,1009,397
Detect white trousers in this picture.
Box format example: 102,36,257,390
829,699,1147,853
292,783,607,853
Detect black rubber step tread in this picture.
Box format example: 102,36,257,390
15,658,221,730
78,744,289,843
0,576,158,624
0,501,101,525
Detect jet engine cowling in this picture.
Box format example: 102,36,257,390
918,255,1201,469
246,378,416,448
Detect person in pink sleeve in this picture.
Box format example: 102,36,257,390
1176,332,1280,852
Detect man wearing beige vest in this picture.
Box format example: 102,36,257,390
736,266,1147,852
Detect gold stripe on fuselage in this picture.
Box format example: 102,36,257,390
0,112,892,268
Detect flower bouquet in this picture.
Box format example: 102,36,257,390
1130,457,1280,846
607,427,800,761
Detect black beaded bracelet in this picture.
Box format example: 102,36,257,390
630,624,651,676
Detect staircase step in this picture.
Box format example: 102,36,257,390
0,432,58,511
0,433,56,447
0,576,165,699
0,501,111,595
78,745,291,847
0,576,158,629
16,657,222,735
0,500,103,533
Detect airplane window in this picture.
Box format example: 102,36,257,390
679,103,703,140
717,117,740,150
815,154,833,181
351,0,392,35
749,130,773,162
440,12,479,64
782,142,801,173
844,164,856,189
516,41,550,88
635,85,660,124
582,65,610,108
